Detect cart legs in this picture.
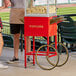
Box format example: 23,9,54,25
33,36,35,65
25,36,27,68
55,35,57,49
24,36,35,68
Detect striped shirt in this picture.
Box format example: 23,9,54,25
0,18,3,29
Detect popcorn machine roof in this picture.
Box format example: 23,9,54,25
25,0,57,17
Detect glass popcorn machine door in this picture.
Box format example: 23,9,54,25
25,0,57,17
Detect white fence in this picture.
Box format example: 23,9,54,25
34,0,76,5
57,0,76,4
0,0,76,7
70,0,76,3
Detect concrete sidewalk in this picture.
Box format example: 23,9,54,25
0,47,76,76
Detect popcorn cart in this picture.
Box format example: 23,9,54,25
24,0,59,70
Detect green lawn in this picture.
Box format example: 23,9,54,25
57,7,76,20
0,12,10,22
0,12,10,34
57,7,76,15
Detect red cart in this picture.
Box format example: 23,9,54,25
24,0,59,70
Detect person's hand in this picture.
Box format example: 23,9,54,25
0,6,6,9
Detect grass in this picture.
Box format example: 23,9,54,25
57,7,76,20
57,7,76,15
0,12,10,34
0,12,10,22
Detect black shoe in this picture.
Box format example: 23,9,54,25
27,57,31,62
27,56,33,63
7,57,19,64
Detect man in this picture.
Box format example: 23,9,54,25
4,0,31,63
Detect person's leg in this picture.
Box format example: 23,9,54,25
12,25,31,61
0,33,8,69
7,24,20,63
0,33,4,56
8,24,32,63
26,36,31,53
21,25,31,62
26,36,32,62
13,33,20,59
21,24,31,53
11,24,20,59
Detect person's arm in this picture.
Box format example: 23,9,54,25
0,0,5,9
0,23,2,32
0,6,5,9
0,18,3,30
0,28,2,33
0,0,9,9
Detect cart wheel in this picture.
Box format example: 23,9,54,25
47,42,69,67
36,45,59,70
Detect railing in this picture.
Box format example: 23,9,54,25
58,14,76,51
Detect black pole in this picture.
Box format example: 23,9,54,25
58,14,76,17
20,26,23,52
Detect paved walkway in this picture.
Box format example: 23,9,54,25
0,47,76,76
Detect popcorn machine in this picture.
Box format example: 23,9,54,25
25,0,57,17
24,0,58,70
